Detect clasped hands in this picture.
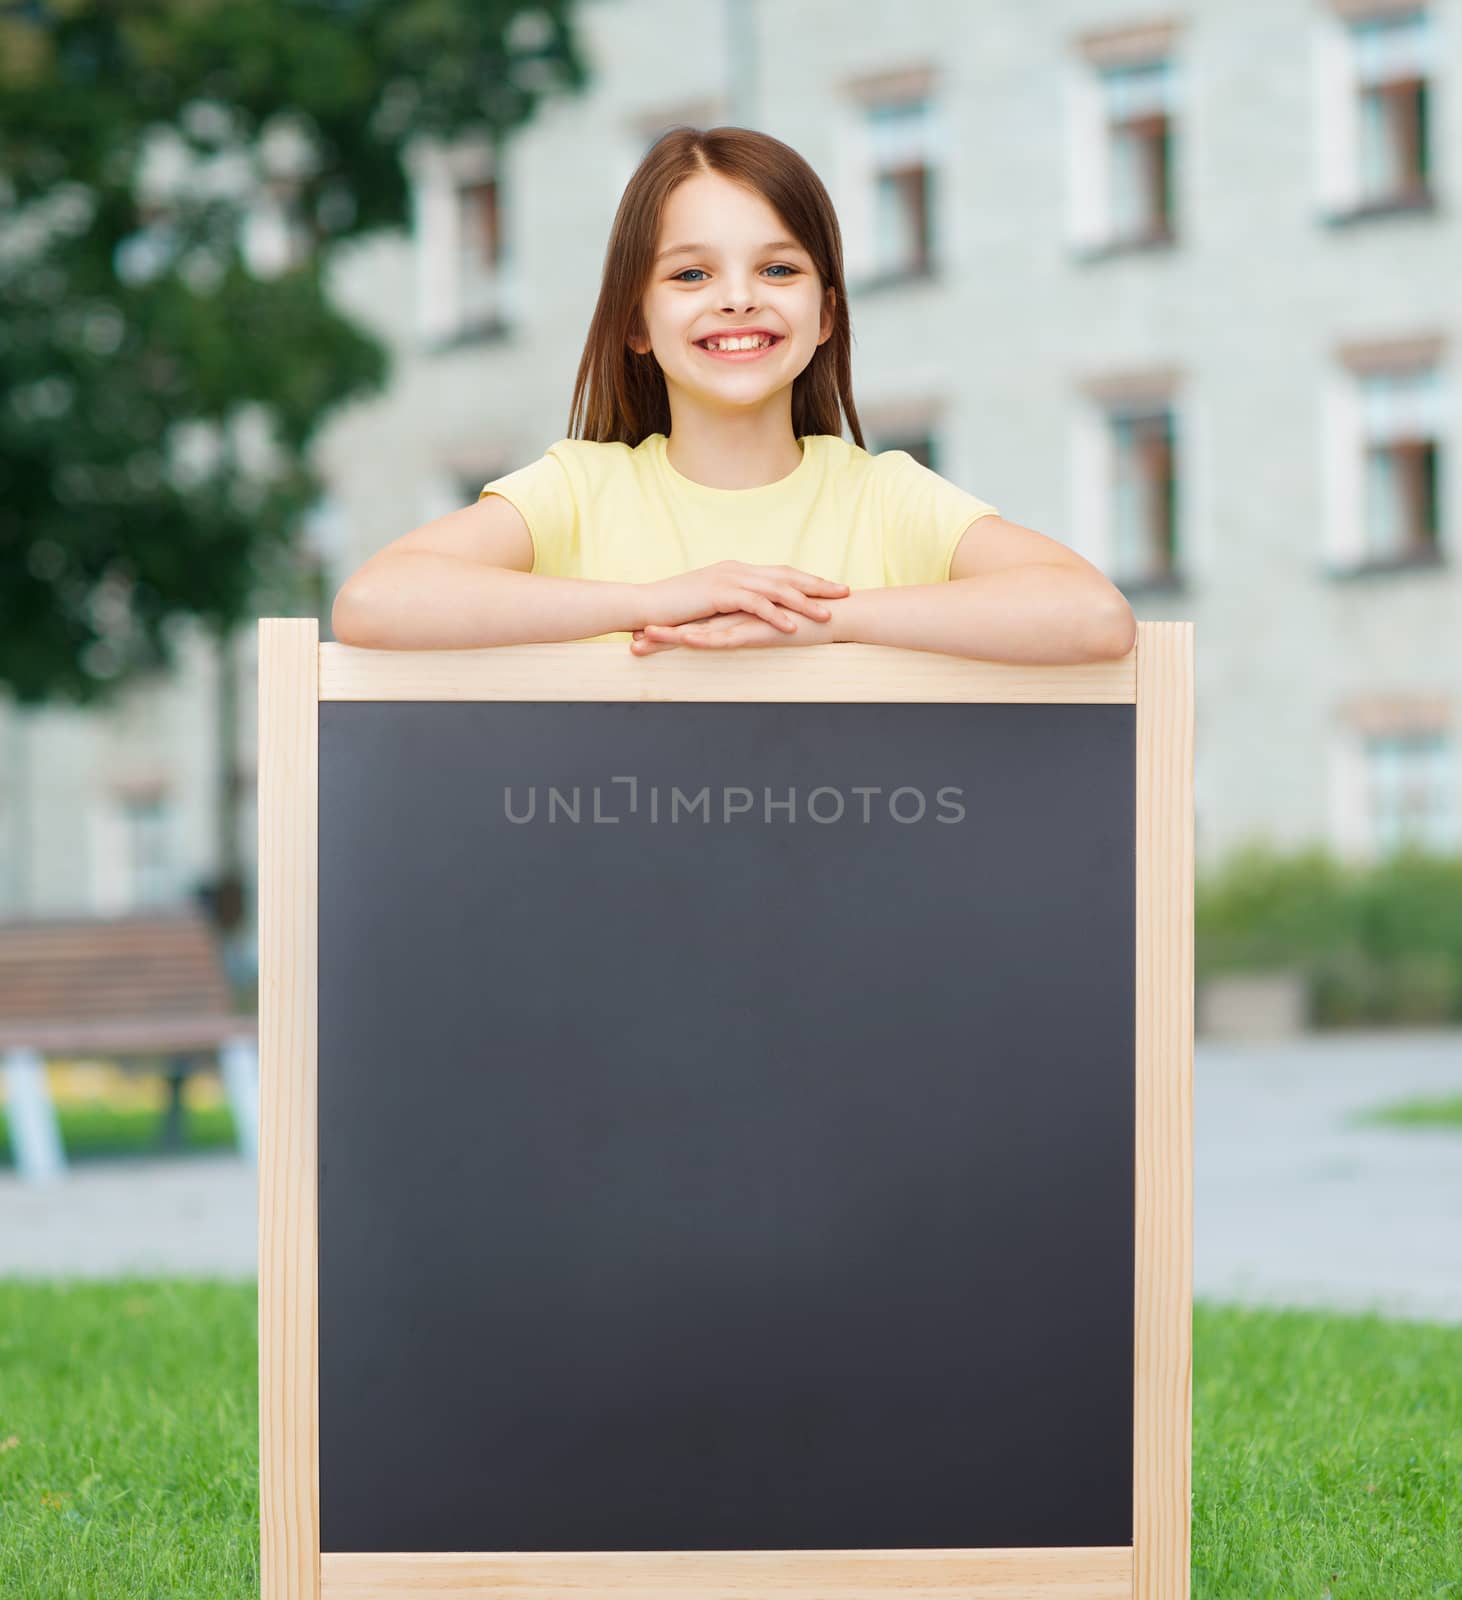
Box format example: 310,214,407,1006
629,560,849,655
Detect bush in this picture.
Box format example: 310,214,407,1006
1307,944,1384,1027
1198,839,1462,1027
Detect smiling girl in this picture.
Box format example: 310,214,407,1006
332,126,1134,663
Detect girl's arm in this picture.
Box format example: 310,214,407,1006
829,516,1136,663
331,494,648,649
641,517,1135,663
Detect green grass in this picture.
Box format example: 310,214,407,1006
1191,1302,1461,1597
0,1285,1457,1596
0,1280,258,1598
0,1104,239,1168
1347,1093,1462,1132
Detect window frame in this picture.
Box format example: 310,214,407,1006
1316,3,1437,224
1069,23,1183,260
408,134,516,351
1324,344,1447,574
1071,372,1187,595
838,68,941,292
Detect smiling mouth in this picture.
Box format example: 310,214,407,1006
694,335,784,360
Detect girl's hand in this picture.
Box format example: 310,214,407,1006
639,562,849,635
631,609,829,653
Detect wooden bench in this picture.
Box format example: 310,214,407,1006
0,907,258,1183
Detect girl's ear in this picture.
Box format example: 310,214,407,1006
820,286,836,343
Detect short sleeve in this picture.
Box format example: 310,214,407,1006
478,444,580,577
877,450,1000,587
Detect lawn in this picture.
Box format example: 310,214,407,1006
0,1096,239,1170
0,1280,257,1598
0,1057,249,1172
1349,1092,1462,1132
0,1283,1457,1597
1191,1301,1460,1597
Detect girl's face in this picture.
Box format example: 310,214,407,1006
629,171,835,416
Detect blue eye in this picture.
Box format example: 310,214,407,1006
672,265,798,282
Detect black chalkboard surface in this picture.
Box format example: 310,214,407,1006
316,698,1135,1556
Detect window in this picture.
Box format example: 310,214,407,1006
1355,10,1433,205
840,69,939,288
1111,403,1179,579
456,177,505,331
1101,60,1177,245
1069,25,1180,256
867,98,935,281
1367,729,1456,853
125,794,172,906
1326,343,1445,569
92,782,175,913
1073,375,1183,590
1317,5,1434,219
1361,365,1442,559
410,137,515,347
1332,700,1457,858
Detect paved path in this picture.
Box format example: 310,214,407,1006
0,1150,257,1279
2,1030,1460,1324
1195,1026,1462,1325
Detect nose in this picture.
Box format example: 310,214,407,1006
720,278,760,314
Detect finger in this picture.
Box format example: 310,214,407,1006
743,595,798,632
741,577,835,622
775,584,833,621
775,567,852,594
741,580,825,622
642,626,691,651
685,622,749,648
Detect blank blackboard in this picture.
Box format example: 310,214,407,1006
315,697,1136,1555
258,622,1193,1599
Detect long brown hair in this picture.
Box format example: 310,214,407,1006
566,126,865,448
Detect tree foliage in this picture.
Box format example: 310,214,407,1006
0,0,589,702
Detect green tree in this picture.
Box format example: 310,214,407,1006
0,0,588,933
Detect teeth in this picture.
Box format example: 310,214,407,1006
702,335,774,351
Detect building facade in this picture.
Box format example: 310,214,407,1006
1,0,1456,978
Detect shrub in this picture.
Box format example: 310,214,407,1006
1198,839,1462,1027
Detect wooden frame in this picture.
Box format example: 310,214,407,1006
258,618,1192,1599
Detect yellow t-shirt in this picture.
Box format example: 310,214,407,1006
477,430,999,642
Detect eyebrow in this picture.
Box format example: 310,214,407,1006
655,239,807,263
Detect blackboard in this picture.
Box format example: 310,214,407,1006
315,697,1136,1555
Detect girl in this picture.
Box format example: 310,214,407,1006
332,126,1134,664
